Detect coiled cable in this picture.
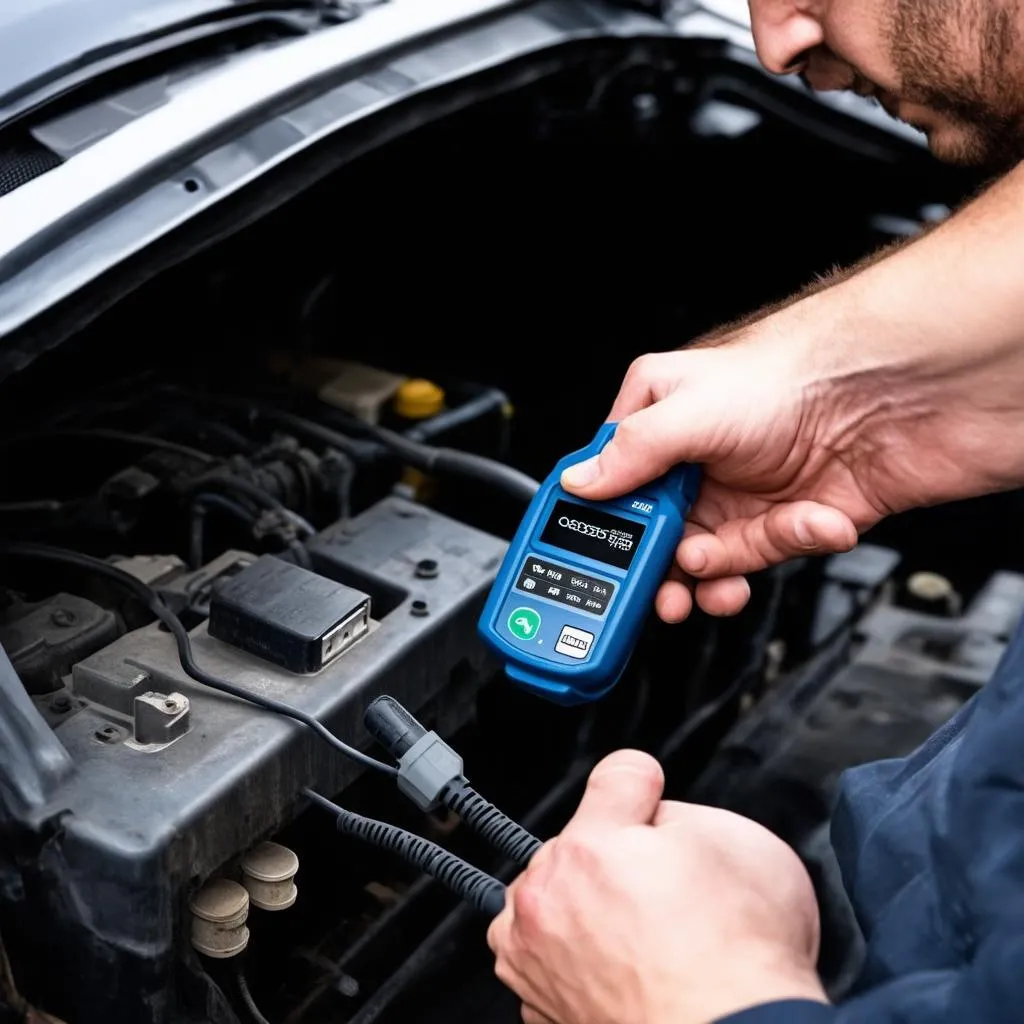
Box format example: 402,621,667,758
302,789,506,916
363,695,542,867
441,779,542,867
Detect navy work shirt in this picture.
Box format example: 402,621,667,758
720,612,1024,1024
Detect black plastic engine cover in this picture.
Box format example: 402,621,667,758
0,496,506,1024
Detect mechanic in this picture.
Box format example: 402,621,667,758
486,1,1024,1022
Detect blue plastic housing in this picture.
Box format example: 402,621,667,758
478,423,701,705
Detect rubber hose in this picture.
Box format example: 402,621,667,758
403,389,509,444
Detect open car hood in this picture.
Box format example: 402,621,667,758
0,0,319,129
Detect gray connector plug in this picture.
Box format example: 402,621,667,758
363,694,541,867
396,731,464,811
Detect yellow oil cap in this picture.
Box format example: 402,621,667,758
394,378,445,420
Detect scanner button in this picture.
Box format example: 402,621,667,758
555,625,594,659
508,607,542,641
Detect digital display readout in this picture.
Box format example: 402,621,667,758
539,499,646,570
515,556,615,615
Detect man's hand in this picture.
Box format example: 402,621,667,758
487,750,828,1024
561,334,873,623
563,193,1024,625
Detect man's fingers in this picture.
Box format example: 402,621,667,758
490,887,552,1016
678,502,857,579
522,1006,557,1024
560,401,696,499
652,799,688,827
567,750,664,832
606,352,677,421
487,898,513,956
656,564,694,623
695,575,751,616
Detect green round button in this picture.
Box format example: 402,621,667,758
508,607,542,641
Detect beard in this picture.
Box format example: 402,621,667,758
889,0,1024,170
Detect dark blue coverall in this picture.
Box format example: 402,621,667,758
719,613,1024,1023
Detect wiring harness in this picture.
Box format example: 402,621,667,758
303,790,507,917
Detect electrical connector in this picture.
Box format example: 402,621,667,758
396,731,464,812
364,695,542,867
209,555,370,674
364,695,462,811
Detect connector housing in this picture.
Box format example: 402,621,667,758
209,555,370,673
397,732,464,811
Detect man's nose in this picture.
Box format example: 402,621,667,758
748,1,824,75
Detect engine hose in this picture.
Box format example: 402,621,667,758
302,789,506,917
403,388,510,444
300,406,538,502
188,473,316,538
441,779,542,867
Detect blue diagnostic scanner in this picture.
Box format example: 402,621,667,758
477,423,701,706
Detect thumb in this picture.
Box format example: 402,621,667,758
567,750,664,832
561,401,697,500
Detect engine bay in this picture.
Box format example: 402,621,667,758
1,39,1019,1024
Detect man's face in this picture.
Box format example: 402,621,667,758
747,0,1024,170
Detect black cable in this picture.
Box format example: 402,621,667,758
363,696,542,866
432,448,537,503
12,428,218,464
189,492,312,570
329,450,356,522
339,419,538,504
188,474,317,538
345,759,592,1024
158,386,539,502
403,388,510,444
189,503,207,571
235,964,271,1024
287,539,313,571
159,388,370,462
189,492,256,570
656,565,790,762
440,780,542,868
0,499,66,514
255,402,539,502
302,789,506,917
0,542,398,777
193,491,257,526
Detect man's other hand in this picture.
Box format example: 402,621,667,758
487,750,828,1024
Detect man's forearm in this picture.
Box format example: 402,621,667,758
695,162,1022,373
689,216,940,350
697,162,1024,503
782,162,1024,380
